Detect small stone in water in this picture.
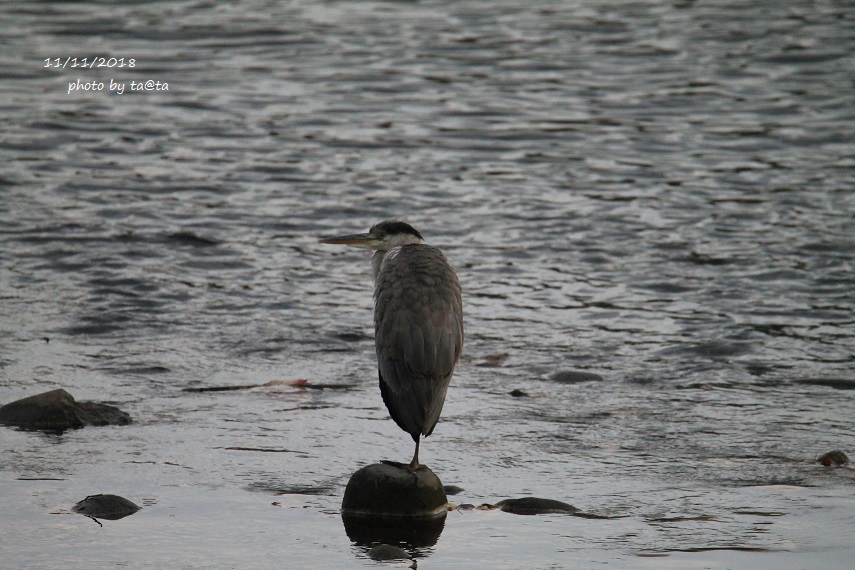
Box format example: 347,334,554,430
509,389,528,397
493,497,578,515
818,450,849,466
72,494,141,520
547,370,604,384
367,544,410,561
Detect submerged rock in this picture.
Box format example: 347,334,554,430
492,497,579,515
0,389,131,433
818,450,850,466
367,544,410,561
72,494,141,520
547,370,604,384
342,462,448,520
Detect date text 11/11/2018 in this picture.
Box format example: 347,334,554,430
45,57,136,69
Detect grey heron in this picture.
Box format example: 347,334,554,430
320,220,463,470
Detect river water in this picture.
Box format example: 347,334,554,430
1,0,854,568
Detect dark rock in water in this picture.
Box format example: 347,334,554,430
443,484,464,496
72,494,141,520
509,389,528,397
493,497,578,515
342,462,447,547
0,389,132,433
818,450,850,466
342,462,448,520
367,544,410,561
547,370,604,384
75,400,132,426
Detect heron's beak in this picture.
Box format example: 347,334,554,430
318,232,378,248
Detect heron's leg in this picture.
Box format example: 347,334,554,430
409,438,420,471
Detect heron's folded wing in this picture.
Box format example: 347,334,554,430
374,245,463,436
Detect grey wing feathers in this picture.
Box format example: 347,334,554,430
374,244,463,439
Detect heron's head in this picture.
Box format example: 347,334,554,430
319,220,424,252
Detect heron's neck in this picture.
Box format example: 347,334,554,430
371,235,422,284
371,250,387,284
371,247,407,284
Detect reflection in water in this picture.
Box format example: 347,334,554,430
342,513,445,556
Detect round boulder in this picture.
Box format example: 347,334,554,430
341,462,448,547
342,462,448,520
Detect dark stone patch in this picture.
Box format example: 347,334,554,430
547,370,604,384
509,389,529,397
443,484,464,496
0,389,131,433
492,497,578,515
72,494,140,520
818,450,849,466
